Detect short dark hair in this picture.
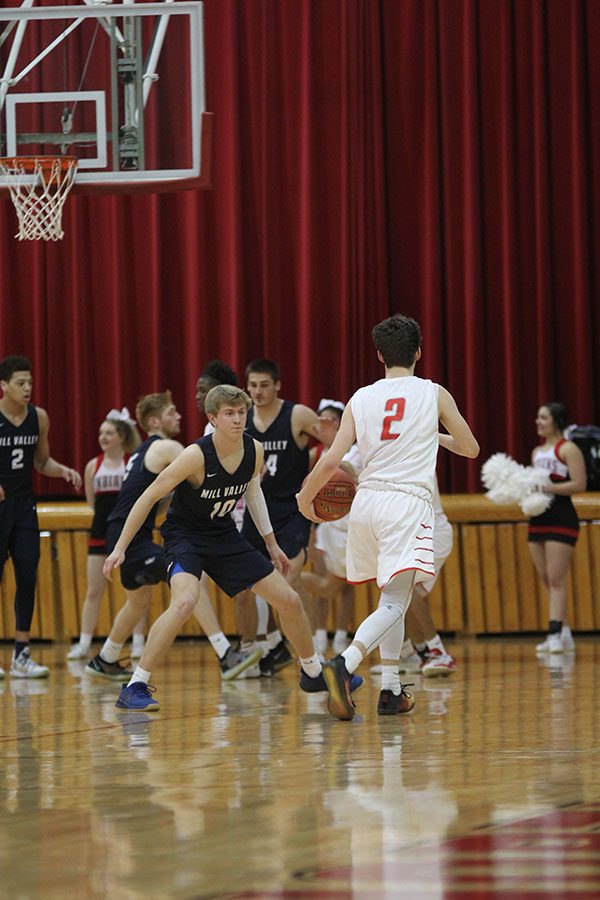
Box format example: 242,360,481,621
245,358,280,381
372,315,422,368
199,360,238,386
0,355,32,383
543,401,569,433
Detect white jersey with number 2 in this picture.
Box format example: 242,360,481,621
351,376,439,493
347,375,440,588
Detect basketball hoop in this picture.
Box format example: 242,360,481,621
0,156,78,241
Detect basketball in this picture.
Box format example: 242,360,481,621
311,468,356,521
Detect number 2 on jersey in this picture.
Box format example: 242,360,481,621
380,398,406,440
11,448,24,469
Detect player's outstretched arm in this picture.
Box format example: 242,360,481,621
438,387,480,458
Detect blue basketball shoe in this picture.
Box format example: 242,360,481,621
116,681,160,711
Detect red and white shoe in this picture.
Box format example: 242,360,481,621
421,649,457,677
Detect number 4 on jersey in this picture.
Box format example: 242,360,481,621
264,454,278,477
380,398,405,440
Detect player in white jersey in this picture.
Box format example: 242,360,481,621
297,314,479,720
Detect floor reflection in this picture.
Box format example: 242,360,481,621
0,637,599,897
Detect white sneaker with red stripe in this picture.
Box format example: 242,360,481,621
421,649,457,677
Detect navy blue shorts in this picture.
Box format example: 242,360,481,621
105,519,167,591
241,501,310,561
163,524,274,597
0,494,40,574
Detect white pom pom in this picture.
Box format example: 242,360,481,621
520,492,553,516
481,453,524,503
482,453,554,514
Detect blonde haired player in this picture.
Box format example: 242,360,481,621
297,314,479,720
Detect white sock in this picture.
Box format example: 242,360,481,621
208,631,231,660
333,629,347,642
267,629,282,650
128,666,151,686
315,628,327,645
300,654,322,678
256,596,269,634
100,638,123,664
381,665,401,694
400,638,414,656
561,625,572,638
341,645,363,673
426,634,445,653
78,633,92,653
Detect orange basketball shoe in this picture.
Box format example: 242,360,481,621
377,685,415,715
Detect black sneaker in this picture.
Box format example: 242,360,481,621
300,670,364,694
268,639,294,673
322,655,356,720
219,645,263,681
259,652,276,676
85,654,133,682
377,685,415,716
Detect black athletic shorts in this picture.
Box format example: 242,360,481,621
0,494,40,573
162,522,274,597
105,519,167,591
527,496,579,547
88,493,118,556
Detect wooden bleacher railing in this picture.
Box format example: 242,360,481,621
1,495,599,641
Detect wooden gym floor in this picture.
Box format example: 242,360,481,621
1,636,599,899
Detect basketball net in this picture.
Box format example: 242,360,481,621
0,156,78,241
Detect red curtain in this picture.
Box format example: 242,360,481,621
1,0,599,494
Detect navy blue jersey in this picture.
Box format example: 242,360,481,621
165,433,255,536
0,403,39,498
107,435,163,535
246,400,309,502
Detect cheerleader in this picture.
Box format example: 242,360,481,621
528,402,586,654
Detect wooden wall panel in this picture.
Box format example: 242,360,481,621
497,525,520,631
1,561,18,639
461,526,485,633
2,497,599,643
480,527,502,633
572,525,594,630
55,532,78,638
439,529,464,631
515,525,543,631
590,526,600,630
37,534,57,638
